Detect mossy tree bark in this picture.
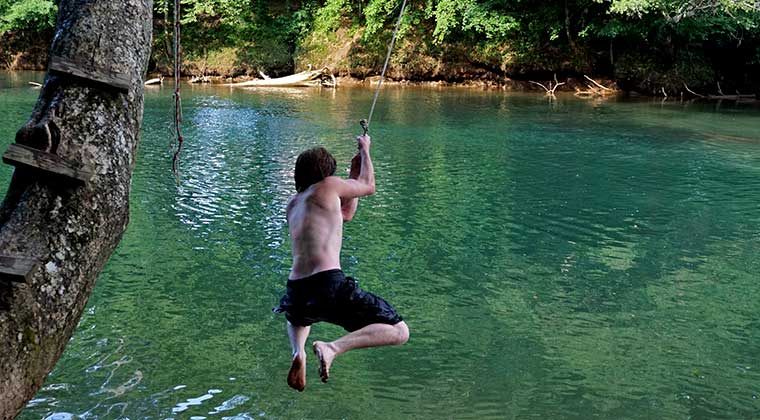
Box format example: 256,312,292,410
0,1,152,417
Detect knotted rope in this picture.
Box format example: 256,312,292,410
171,0,184,181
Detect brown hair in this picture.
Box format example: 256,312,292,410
294,147,337,192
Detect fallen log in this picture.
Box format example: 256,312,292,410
684,82,756,101
145,76,164,86
707,94,756,100
226,67,336,88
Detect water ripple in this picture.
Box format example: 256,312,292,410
6,83,760,420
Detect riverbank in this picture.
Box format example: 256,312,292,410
3,0,760,98
153,71,621,96
8,46,757,100
3,34,757,100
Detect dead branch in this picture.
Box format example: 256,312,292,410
683,83,705,98
529,80,550,92
529,73,565,96
583,75,611,91
551,74,566,93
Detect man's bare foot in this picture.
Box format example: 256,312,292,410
287,352,306,391
312,341,336,383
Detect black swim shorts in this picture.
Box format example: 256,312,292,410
273,269,403,332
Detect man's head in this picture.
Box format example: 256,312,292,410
294,147,337,192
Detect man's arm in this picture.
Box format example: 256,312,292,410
329,134,375,200
340,153,361,222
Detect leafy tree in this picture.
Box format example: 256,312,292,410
0,0,57,34
2,0,758,90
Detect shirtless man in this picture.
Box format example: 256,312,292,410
274,135,409,391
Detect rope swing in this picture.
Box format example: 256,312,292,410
360,0,408,136
171,0,184,181
168,0,407,174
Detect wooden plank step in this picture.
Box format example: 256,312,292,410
2,143,93,183
0,256,39,283
49,55,131,92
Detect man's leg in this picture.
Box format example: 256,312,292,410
287,321,310,391
313,321,409,382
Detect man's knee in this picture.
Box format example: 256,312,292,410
394,321,410,345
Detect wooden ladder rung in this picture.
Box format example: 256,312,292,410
49,55,131,92
0,255,39,283
2,143,94,183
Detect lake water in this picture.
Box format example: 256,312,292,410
2,71,760,419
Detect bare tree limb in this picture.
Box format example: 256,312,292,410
684,82,705,98
529,80,550,92
584,75,611,91
530,73,565,96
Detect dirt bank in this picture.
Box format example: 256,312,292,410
0,31,52,70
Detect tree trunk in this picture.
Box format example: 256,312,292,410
0,1,152,417
564,0,577,52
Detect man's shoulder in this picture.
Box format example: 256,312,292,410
321,175,344,185
308,177,343,200
286,194,297,209
317,176,347,191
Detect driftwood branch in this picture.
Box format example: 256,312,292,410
529,73,565,96
584,75,611,91
575,75,615,97
683,83,705,98
529,80,550,92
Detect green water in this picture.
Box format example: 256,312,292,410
3,71,760,419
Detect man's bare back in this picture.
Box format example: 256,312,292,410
275,135,409,392
287,135,374,279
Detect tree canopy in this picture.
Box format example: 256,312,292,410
2,0,759,92
0,0,56,34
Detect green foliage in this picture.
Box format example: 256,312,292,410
0,0,56,35
314,0,352,34
2,0,758,89
430,0,517,43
